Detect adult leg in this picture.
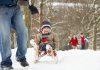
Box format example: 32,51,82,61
11,5,28,66
81,44,85,49
0,6,12,67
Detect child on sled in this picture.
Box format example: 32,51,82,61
34,20,59,63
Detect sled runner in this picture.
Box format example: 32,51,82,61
30,39,58,64
34,48,58,64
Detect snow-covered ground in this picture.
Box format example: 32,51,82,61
0,48,100,70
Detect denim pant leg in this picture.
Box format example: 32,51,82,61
0,7,12,67
81,44,85,49
12,6,28,61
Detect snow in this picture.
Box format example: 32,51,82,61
0,48,100,70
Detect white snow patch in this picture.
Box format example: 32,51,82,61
0,48,100,70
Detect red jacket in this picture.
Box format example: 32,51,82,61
81,36,85,45
70,37,78,46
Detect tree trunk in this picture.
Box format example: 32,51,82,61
39,0,44,27
24,6,31,48
11,29,16,49
11,32,15,49
93,23,97,50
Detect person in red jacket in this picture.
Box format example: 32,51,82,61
80,33,85,49
69,34,78,49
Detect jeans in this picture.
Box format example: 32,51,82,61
81,44,85,49
39,44,46,51
0,5,28,67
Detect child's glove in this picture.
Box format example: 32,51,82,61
29,5,39,15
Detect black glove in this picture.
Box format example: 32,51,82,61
29,5,39,15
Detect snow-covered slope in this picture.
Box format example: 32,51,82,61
0,48,100,70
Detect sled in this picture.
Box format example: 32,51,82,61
34,50,58,64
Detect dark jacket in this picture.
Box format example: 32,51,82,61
0,0,18,6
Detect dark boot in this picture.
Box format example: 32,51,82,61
16,58,29,67
20,61,29,67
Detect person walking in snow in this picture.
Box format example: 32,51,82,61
34,20,59,63
0,0,38,69
80,33,88,49
69,34,78,49
84,37,89,49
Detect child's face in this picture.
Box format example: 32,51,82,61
81,34,84,37
42,27,51,34
73,35,76,37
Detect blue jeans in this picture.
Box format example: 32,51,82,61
0,5,28,67
81,44,85,49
